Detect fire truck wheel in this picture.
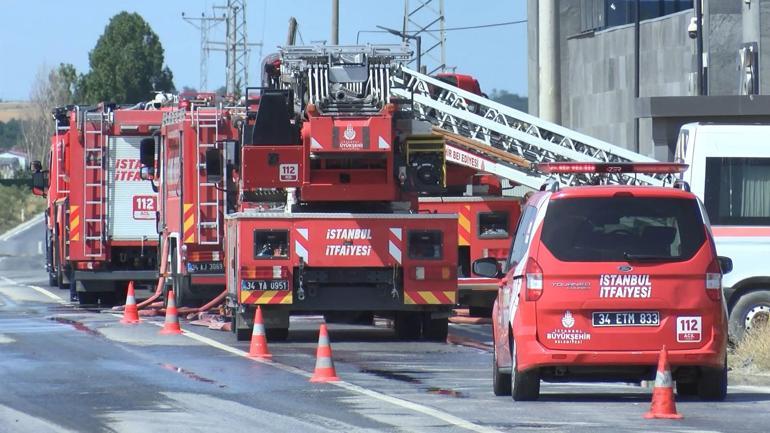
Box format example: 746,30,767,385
511,338,540,401
492,338,512,396
233,310,252,342
422,314,448,342
394,312,421,340
266,328,289,341
78,292,99,306
48,272,58,288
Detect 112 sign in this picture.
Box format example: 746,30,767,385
133,195,156,220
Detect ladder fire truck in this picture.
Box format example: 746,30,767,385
139,92,237,307
33,100,170,304
213,45,459,341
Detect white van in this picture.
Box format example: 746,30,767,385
676,123,770,340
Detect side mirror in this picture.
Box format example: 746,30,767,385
718,256,733,275
31,171,47,196
140,137,156,168
205,148,223,183
139,166,155,181
472,257,502,279
30,160,43,173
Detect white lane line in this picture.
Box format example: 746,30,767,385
0,213,44,242
126,314,502,433
731,384,770,393
0,276,67,304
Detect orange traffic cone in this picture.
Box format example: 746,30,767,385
159,290,183,335
120,281,140,324
248,306,272,359
644,345,683,419
310,323,340,383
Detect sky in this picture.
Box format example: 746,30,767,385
0,0,527,101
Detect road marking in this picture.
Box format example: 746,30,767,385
129,315,502,433
0,277,67,304
0,213,44,242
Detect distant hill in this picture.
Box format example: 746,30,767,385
0,102,33,122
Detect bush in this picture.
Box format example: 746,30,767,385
0,185,46,234
730,322,770,373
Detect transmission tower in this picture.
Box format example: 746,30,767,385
182,10,225,90
184,1,263,96
403,0,446,74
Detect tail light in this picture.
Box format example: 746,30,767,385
525,257,544,301
706,258,722,301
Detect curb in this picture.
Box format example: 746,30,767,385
729,371,770,387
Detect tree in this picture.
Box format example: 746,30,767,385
80,12,175,104
489,89,528,113
20,63,79,163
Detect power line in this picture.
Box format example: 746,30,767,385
437,19,527,32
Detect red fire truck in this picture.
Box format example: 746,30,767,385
139,93,238,307
33,100,169,304
418,175,521,315
209,45,458,341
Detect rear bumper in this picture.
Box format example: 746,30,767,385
516,328,727,374
73,270,158,281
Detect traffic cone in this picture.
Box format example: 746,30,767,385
644,345,683,419
120,281,140,324
159,290,183,335
248,306,272,359
310,324,340,383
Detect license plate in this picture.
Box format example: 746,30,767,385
592,311,660,327
187,261,224,274
241,279,289,291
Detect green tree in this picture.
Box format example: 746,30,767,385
80,12,175,104
489,89,528,113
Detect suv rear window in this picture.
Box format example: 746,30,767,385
541,197,706,262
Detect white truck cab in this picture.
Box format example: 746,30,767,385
676,123,770,340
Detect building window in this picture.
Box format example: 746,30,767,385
581,0,693,32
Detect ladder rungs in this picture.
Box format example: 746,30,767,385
85,201,101,204
199,143,216,148
85,236,103,241
200,202,219,206
199,222,218,227
85,218,102,222
85,183,102,187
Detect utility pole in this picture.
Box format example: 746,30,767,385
538,0,560,124
182,10,225,90
694,0,705,95
331,0,339,45
403,0,446,74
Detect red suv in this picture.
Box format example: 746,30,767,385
474,163,731,401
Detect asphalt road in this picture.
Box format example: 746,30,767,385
2,216,770,433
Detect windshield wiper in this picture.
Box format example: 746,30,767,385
623,252,675,262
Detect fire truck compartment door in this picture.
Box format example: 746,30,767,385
108,136,158,240
242,146,303,189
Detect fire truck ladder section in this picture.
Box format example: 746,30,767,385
193,107,222,245
82,111,108,258
390,67,665,189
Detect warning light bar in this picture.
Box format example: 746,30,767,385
535,162,688,174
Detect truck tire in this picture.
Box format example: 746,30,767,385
48,272,58,287
511,339,540,401
394,312,421,340
729,290,770,342
422,314,448,342
78,292,99,306
234,309,252,342
698,364,727,401
492,341,512,396
266,328,289,341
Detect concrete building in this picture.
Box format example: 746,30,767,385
528,0,770,161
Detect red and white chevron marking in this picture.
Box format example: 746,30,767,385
295,227,309,262
388,227,402,265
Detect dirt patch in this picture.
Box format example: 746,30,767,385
0,102,33,122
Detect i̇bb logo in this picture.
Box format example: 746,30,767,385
133,195,156,220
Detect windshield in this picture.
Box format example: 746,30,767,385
540,197,706,262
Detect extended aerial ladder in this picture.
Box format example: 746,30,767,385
391,67,665,188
